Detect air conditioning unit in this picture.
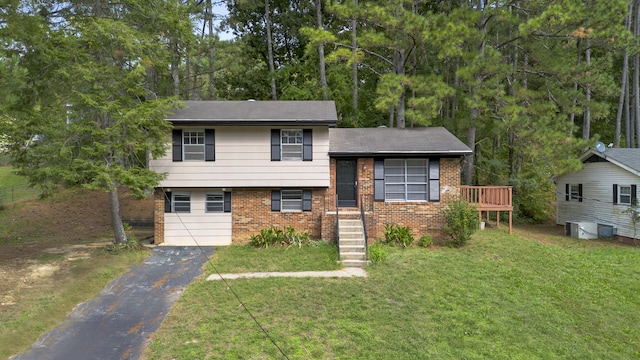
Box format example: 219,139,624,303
565,221,598,239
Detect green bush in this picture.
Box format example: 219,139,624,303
368,243,388,264
249,226,310,248
442,200,479,247
383,224,414,248
418,234,433,248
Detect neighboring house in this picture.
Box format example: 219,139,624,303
555,148,640,242
149,100,472,248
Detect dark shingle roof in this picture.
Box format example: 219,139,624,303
167,100,338,126
581,148,640,175
329,127,472,156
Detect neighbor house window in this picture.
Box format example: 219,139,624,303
172,129,215,162
271,190,312,212
613,184,637,205
565,184,582,202
271,129,312,161
206,192,224,213
618,185,631,205
383,159,428,201
172,192,191,213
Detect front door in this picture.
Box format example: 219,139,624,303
337,159,357,207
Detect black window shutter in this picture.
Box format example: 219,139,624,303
565,184,570,201
632,185,637,205
271,190,281,211
613,184,618,204
205,129,215,161
374,159,385,201
271,129,281,161
172,129,182,162
302,190,312,211
223,192,231,212
429,159,440,202
578,184,583,202
164,191,172,213
303,129,313,161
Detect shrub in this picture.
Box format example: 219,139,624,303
249,226,310,248
418,234,433,248
368,243,388,264
383,224,415,248
442,200,479,247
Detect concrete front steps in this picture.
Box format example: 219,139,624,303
338,218,370,268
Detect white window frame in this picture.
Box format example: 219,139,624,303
570,184,581,201
183,129,205,161
281,189,303,212
205,192,224,213
172,192,191,213
384,159,428,202
281,129,303,161
618,185,632,205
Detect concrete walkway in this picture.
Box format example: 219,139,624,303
12,246,214,360
206,267,367,281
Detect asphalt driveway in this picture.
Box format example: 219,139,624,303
12,246,214,360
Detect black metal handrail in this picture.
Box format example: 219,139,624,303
335,194,340,259
360,193,368,260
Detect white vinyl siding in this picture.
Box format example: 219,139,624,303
556,161,640,239
152,126,330,188
183,130,205,161
163,190,232,246
384,159,428,201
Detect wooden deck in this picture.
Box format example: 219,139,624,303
460,186,513,234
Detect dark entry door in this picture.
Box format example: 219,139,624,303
337,159,357,207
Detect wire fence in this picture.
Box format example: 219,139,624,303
0,183,41,206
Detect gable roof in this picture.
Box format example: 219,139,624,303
167,100,338,126
580,148,640,177
329,127,472,157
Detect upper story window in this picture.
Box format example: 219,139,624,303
172,129,215,162
374,158,439,202
271,129,312,161
281,129,303,160
183,130,205,160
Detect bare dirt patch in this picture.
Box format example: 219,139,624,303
0,188,154,308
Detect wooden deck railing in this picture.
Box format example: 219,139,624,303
460,186,513,233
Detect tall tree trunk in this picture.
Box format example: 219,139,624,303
207,0,215,100
265,0,277,100
109,186,128,244
568,40,581,136
635,0,640,147
185,54,191,100
316,0,328,100
351,0,358,125
616,1,633,147
582,39,591,140
396,49,406,128
463,125,476,185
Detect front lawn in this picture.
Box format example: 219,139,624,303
144,227,640,359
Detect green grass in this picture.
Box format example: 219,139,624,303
144,228,640,359
0,166,40,205
0,249,150,358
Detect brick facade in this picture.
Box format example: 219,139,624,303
154,157,462,244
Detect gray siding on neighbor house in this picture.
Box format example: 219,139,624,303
556,161,640,239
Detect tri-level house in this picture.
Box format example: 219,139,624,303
149,100,473,257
